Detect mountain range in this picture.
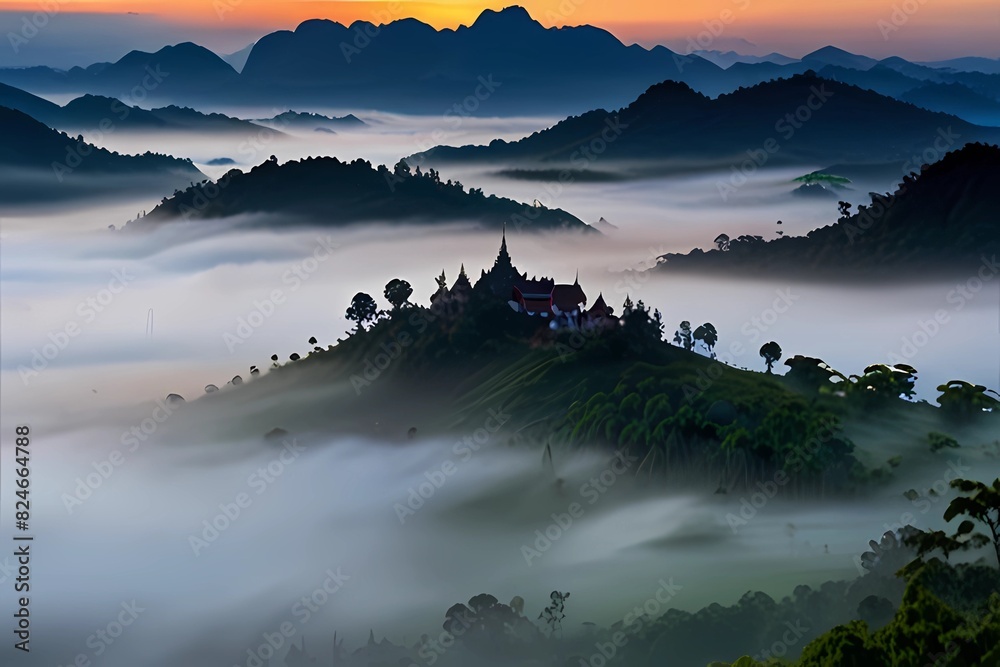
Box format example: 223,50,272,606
2,7,995,122
410,73,1000,170
0,106,204,205
0,82,271,135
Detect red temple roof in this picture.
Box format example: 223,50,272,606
551,283,587,312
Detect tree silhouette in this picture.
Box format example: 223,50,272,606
946,478,1000,566
693,322,718,357
393,159,411,178
903,477,1000,568
346,292,378,332
384,278,413,311
714,234,730,251
837,200,851,218
759,341,782,373
538,591,570,638
936,380,1000,417
675,321,693,351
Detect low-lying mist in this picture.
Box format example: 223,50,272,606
3,386,995,667
1,115,997,666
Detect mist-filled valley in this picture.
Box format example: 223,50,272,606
2,21,1000,666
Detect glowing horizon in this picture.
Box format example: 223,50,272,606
0,0,998,65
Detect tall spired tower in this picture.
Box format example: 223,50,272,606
478,224,519,295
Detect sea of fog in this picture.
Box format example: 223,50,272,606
1,114,998,666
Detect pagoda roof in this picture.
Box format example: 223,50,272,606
551,283,587,311
588,292,612,316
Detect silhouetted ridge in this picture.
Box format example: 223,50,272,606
655,143,1000,276
132,156,591,232
413,74,1000,165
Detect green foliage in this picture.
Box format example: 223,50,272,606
904,477,1000,568
797,620,882,667
936,380,1000,418
783,356,847,393
929,432,961,452
843,363,918,403
794,172,852,186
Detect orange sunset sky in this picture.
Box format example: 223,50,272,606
0,0,998,66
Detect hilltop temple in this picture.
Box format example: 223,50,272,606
476,227,617,330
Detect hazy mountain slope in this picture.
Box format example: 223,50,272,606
0,82,60,125
901,83,1000,127
0,105,205,204
132,156,591,232
654,142,1000,277
412,73,1000,167
0,85,273,134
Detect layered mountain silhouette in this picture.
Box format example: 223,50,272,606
900,83,1000,127
131,156,590,232
655,143,1000,277
0,83,270,134
252,111,367,132
0,42,237,98
0,106,204,204
234,6,723,114
0,7,722,115
410,73,1000,169
0,8,997,122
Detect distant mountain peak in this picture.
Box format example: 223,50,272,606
471,6,540,30
801,46,877,70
